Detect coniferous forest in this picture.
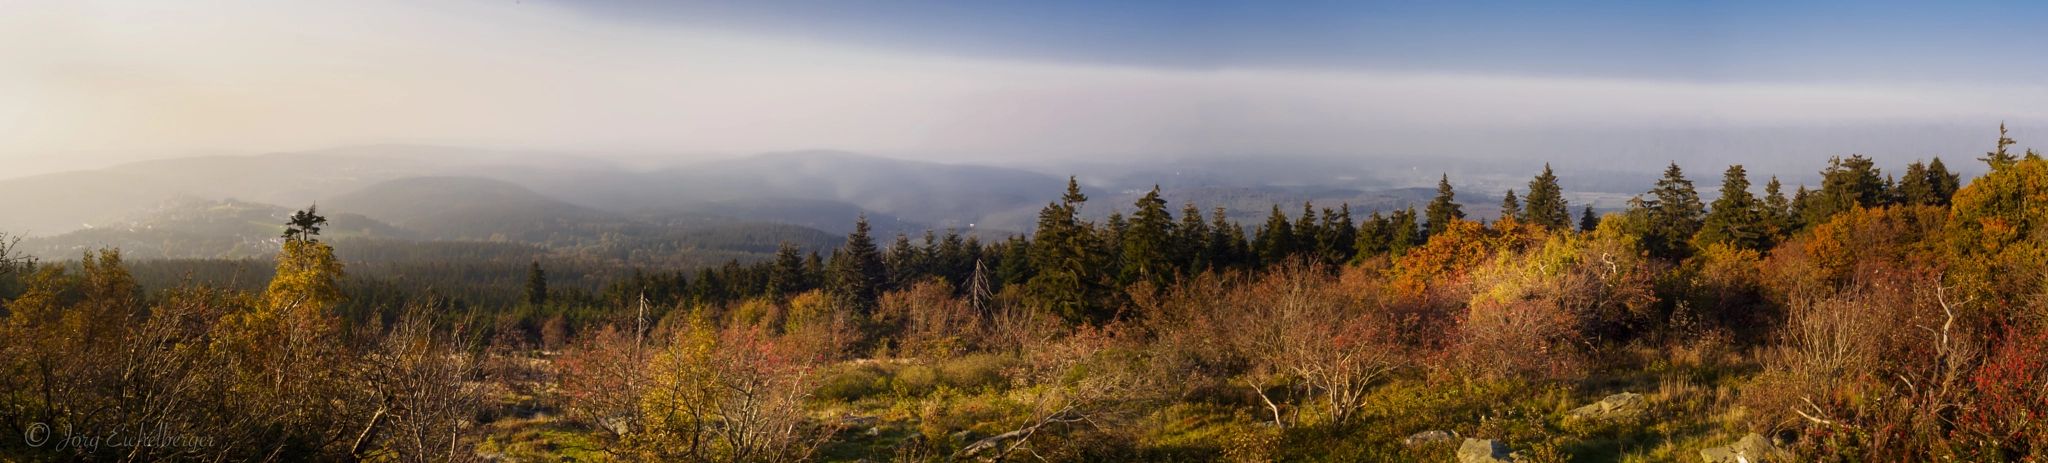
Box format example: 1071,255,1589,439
14,129,2048,462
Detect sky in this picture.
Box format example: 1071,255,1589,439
3,0,2046,178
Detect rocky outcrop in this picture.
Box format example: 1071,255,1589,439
1700,433,1789,462
1568,392,1646,421
1403,430,1458,447
1457,438,1522,463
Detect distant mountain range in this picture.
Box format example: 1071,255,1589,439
6,145,1575,261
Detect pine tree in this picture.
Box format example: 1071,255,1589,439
886,232,925,289
1802,155,1886,225
1208,207,1245,271
1695,165,1768,250
804,250,827,291
1388,206,1421,256
1522,164,1572,229
1293,202,1322,254
1500,189,1522,221
1028,177,1111,323
831,215,886,316
1353,210,1389,261
1982,122,2020,171
1320,205,1358,265
526,261,548,306
767,242,808,296
1424,174,1465,237
1256,205,1295,265
1897,161,1935,206
1926,157,1961,207
1579,206,1599,233
1762,176,1797,234
1643,162,1706,259
1121,186,1175,285
1175,202,1212,274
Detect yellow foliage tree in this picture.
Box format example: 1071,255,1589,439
1945,156,2048,307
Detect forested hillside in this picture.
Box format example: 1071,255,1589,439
7,129,2048,461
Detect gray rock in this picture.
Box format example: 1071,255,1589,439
1700,433,1789,463
1457,438,1521,463
1568,392,1647,420
1403,430,1459,447
841,414,880,427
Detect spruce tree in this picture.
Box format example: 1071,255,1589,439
1981,122,2020,171
1500,189,1522,221
1293,202,1322,258
1762,176,1797,234
1579,206,1599,233
1027,177,1111,323
1897,161,1935,206
1803,155,1886,225
831,215,886,316
886,232,924,289
1522,164,1572,229
525,260,548,306
1256,205,1295,265
1388,206,1421,256
1643,162,1706,259
1926,157,1961,206
1176,202,1212,274
1320,205,1358,265
1353,210,1389,261
1121,186,1175,285
767,242,808,296
1424,174,1465,237
1695,165,1767,250
1208,207,1244,271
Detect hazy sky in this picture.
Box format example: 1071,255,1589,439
4,0,2045,176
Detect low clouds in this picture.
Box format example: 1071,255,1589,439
2,0,2043,174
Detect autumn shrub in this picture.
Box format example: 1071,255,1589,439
1952,324,2048,460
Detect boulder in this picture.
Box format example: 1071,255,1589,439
1700,433,1789,463
1403,430,1459,447
1457,438,1521,463
1568,392,1647,421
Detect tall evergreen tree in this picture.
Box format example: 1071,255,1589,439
804,250,827,291
1293,202,1322,258
831,215,886,316
1028,177,1111,323
766,242,808,297
1897,161,1934,206
1982,122,2020,171
1175,202,1213,274
1353,210,1390,262
1762,176,1797,234
1424,174,1466,237
886,232,925,289
1208,207,1246,271
1255,205,1295,265
1926,157,1962,207
1695,165,1768,250
1121,186,1175,285
1522,164,1572,229
1500,189,1522,221
525,260,548,306
1320,205,1358,265
1643,162,1706,259
1579,206,1599,233
1802,155,1887,225
1388,206,1421,256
